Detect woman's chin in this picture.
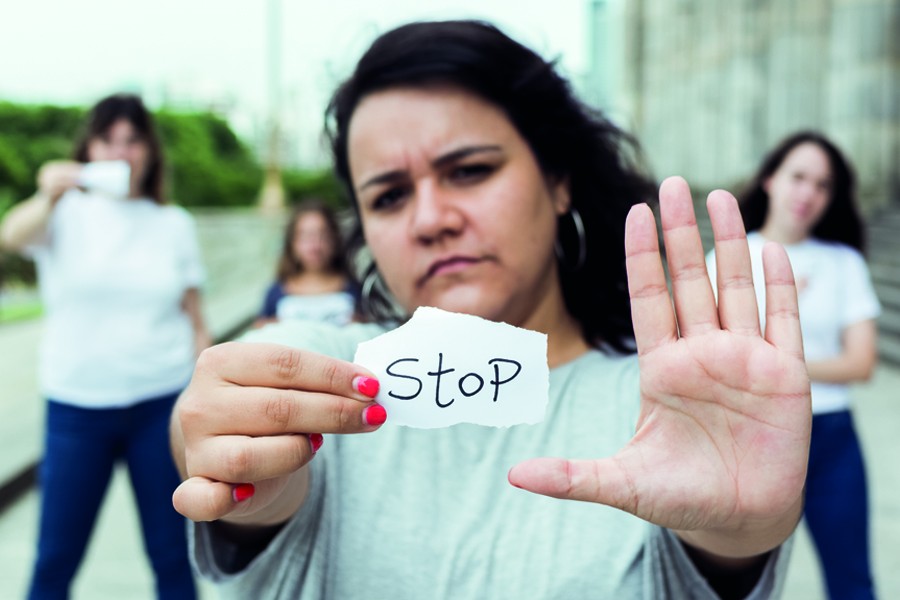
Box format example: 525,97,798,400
415,293,511,324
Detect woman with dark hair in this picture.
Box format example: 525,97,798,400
254,199,357,328
0,93,205,598
171,21,810,599
708,131,880,599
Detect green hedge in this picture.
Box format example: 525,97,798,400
281,168,345,209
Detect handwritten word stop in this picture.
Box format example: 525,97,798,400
353,307,549,428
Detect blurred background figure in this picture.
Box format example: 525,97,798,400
708,131,880,600
254,199,358,328
0,93,206,599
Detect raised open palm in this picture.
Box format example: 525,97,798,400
510,176,811,555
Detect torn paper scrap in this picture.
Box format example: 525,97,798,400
353,306,549,428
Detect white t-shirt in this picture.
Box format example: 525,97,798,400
706,232,881,414
26,189,206,407
276,292,355,326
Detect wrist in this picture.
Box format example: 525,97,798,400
674,493,802,559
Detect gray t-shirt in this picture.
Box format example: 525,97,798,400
191,321,790,599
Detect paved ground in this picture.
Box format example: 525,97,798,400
0,364,898,598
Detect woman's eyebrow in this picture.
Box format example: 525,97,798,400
431,144,503,169
358,145,503,192
359,169,406,192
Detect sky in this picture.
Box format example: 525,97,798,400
0,0,594,166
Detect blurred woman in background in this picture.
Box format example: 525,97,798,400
708,130,880,599
0,93,205,599
254,199,357,328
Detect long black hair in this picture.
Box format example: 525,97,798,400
326,20,655,353
73,93,165,203
739,130,865,254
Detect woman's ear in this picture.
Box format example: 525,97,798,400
762,176,772,196
550,176,571,216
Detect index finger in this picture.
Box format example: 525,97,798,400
195,341,379,400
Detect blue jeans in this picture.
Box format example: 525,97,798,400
28,394,196,600
804,410,876,600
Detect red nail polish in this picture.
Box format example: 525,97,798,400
308,433,324,453
232,483,255,503
363,404,387,426
354,376,380,398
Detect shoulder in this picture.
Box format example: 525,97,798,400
148,203,201,240
744,231,767,253
265,282,286,298
810,238,869,271
157,202,196,224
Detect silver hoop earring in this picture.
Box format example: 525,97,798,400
555,207,587,271
361,268,380,312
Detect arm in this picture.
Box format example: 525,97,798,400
0,161,81,251
181,287,213,355
806,320,878,383
510,177,810,592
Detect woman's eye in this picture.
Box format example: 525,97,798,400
450,163,494,182
372,187,407,211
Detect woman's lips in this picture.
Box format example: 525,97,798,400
419,256,482,286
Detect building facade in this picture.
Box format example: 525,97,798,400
587,0,900,211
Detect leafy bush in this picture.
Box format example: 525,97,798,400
281,168,346,210
155,110,262,207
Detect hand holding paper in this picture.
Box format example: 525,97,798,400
354,307,549,428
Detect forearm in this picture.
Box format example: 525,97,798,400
807,355,874,383
0,193,53,251
679,543,770,600
807,320,878,384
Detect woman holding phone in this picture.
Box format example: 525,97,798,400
1,93,206,599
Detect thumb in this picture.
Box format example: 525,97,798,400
172,476,255,522
507,457,638,513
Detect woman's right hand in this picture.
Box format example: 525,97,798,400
37,160,82,204
170,341,385,526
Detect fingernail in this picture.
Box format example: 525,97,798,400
308,433,324,453
363,404,387,426
353,376,380,398
232,483,255,503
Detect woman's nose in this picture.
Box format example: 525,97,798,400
409,182,464,243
